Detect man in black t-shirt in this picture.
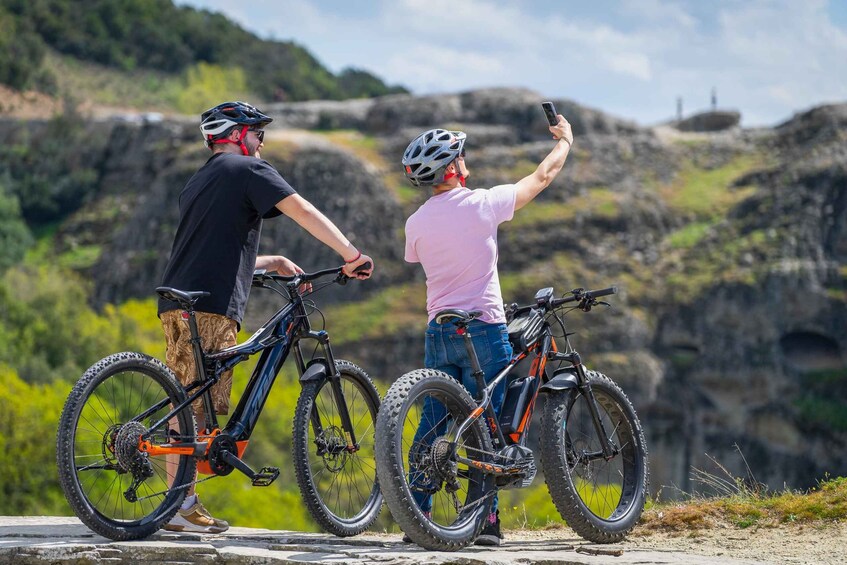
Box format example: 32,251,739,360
159,101,373,534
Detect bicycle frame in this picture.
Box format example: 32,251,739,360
450,314,616,476
136,276,359,468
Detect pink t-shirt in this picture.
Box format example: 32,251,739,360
405,184,517,324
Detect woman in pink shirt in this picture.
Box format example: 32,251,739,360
401,115,573,545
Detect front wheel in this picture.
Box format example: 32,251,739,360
292,360,382,536
375,369,494,551
56,352,197,541
540,370,648,543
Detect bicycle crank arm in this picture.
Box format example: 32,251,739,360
219,450,280,487
455,455,527,477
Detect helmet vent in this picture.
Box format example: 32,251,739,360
400,129,467,187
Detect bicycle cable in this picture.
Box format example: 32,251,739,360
133,474,218,503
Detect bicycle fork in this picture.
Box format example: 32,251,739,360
568,352,617,461
295,333,360,454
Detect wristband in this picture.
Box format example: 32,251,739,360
345,251,362,263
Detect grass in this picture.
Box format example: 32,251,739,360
641,475,847,532
640,449,847,533
318,130,383,164
505,187,620,230
662,227,776,303
41,50,182,111
666,220,716,249
56,244,102,269
658,154,763,220
320,283,427,344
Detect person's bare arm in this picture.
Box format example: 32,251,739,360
275,194,374,278
513,116,574,210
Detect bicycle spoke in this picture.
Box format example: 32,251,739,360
302,371,378,523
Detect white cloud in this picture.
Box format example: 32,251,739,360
178,0,847,126
384,45,505,93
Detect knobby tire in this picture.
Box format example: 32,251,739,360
375,369,494,551
56,352,196,541
292,360,382,536
539,370,648,543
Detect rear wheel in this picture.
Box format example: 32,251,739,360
292,360,382,536
375,369,494,551
56,352,196,541
540,370,648,543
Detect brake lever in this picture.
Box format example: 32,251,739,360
338,261,373,286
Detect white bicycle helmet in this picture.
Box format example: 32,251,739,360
402,129,466,186
199,101,273,152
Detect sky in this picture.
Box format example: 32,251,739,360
178,0,847,127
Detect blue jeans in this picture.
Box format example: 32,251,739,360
410,319,512,514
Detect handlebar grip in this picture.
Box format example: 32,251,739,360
589,286,617,298
554,295,578,306
353,261,372,274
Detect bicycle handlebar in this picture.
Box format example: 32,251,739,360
552,286,617,307
508,285,617,319
252,262,372,286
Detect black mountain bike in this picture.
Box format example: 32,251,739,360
375,285,648,550
57,265,382,541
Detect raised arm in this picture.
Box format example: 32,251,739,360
513,115,574,210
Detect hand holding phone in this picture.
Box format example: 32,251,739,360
541,101,558,126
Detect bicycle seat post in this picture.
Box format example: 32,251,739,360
182,306,215,432
458,327,486,400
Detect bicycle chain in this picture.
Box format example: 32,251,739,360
133,474,218,503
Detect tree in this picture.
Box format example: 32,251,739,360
0,181,33,271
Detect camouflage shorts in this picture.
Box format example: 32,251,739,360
160,309,237,425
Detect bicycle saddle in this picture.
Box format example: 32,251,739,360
434,309,483,325
155,286,210,308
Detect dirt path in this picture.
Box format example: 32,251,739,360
512,521,847,565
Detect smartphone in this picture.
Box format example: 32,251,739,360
541,101,558,126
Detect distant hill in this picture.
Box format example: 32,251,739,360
0,0,406,107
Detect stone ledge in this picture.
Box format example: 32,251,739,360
0,516,767,565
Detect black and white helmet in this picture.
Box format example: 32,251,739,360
402,129,466,186
199,101,273,146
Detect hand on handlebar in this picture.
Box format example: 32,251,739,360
342,253,375,280
259,255,312,293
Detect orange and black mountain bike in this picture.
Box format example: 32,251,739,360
375,285,648,550
56,265,381,540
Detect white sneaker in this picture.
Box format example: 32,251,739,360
163,496,229,534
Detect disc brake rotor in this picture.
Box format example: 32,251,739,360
318,425,349,472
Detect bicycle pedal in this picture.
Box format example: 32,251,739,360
251,466,280,487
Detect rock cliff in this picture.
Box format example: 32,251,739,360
14,90,845,497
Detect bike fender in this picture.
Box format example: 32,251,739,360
539,368,579,393
300,361,328,383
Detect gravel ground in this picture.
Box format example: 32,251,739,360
507,521,847,565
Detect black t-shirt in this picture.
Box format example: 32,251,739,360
157,152,296,324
